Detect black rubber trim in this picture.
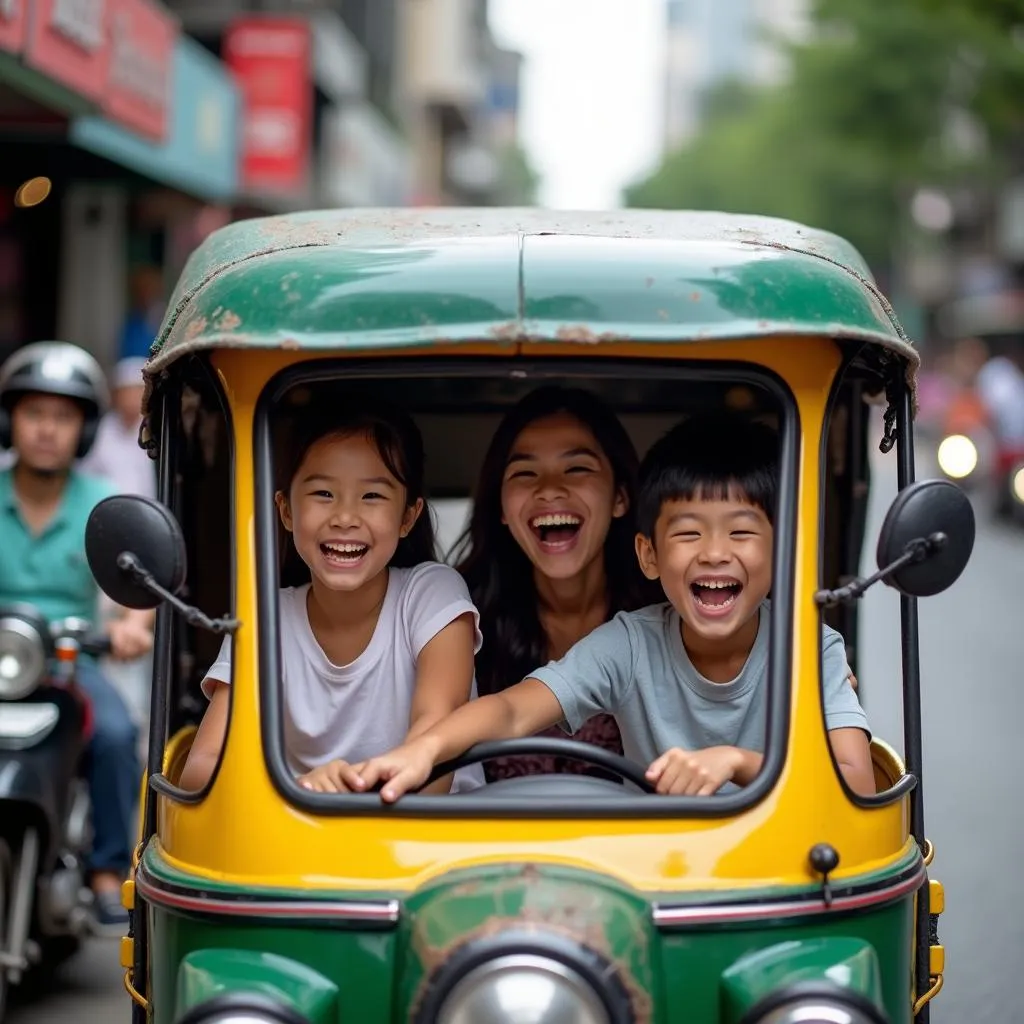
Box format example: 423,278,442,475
411,928,635,1024
175,990,309,1024
738,980,887,1024
253,355,800,819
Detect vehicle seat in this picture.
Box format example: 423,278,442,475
870,736,906,792
162,724,198,786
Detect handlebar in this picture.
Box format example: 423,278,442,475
79,635,112,657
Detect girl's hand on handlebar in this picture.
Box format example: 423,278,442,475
353,740,438,803
298,759,367,793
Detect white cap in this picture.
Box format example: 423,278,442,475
113,357,147,390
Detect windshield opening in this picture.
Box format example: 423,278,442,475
249,358,800,817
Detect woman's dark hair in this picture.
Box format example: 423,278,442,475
276,396,436,587
637,412,779,538
455,386,659,696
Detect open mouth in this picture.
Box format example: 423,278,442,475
320,541,369,566
690,577,742,613
529,513,583,550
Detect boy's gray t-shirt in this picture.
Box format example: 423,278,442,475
530,599,868,773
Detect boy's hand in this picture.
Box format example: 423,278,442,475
645,746,742,796
298,759,367,793
353,738,439,803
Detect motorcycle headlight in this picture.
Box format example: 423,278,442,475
1011,464,1024,505
937,433,978,479
0,616,46,701
436,954,610,1024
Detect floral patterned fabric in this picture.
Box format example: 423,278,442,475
483,713,625,784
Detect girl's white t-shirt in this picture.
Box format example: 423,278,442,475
203,562,485,792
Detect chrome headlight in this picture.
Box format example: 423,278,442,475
751,988,885,1024
175,992,310,1024
758,1004,876,1023
937,433,978,479
436,953,610,1024
0,615,46,701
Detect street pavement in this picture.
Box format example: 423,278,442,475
10,440,1019,1023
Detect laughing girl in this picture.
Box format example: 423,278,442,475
179,401,483,795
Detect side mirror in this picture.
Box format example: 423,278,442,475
876,478,975,597
86,496,187,610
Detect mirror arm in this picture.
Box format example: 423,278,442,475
116,552,241,636
815,532,948,608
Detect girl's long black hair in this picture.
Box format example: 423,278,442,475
454,386,659,696
277,397,436,588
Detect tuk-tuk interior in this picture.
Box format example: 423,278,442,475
160,351,887,803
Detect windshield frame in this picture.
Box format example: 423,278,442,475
253,355,800,818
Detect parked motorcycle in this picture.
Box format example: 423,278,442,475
0,605,109,1019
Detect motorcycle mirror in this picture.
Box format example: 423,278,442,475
86,495,187,610
876,478,975,597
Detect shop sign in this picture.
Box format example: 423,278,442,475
103,0,176,140
23,0,108,101
224,17,311,196
0,0,27,54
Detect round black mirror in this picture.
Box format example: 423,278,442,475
876,479,975,597
86,496,187,610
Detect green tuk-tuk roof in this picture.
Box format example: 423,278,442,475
148,208,917,374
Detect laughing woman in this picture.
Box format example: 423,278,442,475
455,386,659,782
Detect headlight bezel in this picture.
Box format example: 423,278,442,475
174,990,310,1024
739,980,888,1024
412,929,636,1024
0,612,48,701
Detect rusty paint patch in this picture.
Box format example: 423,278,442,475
215,311,242,331
555,325,602,344
489,322,523,341
184,316,207,340
409,867,653,1023
691,292,701,302
279,337,302,350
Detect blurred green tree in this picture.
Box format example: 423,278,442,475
626,0,1024,272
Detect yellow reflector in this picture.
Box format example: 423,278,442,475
929,878,944,915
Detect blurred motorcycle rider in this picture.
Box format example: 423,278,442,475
0,342,153,932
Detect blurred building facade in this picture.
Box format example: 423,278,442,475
663,0,807,151
0,0,528,368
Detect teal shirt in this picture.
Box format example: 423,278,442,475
0,467,116,624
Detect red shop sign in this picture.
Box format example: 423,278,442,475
103,0,176,141
224,17,311,195
0,0,27,54
23,0,109,102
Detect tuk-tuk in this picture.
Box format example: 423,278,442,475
84,209,974,1024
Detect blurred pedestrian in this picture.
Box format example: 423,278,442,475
118,265,165,362
79,355,155,756
78,356,155,499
